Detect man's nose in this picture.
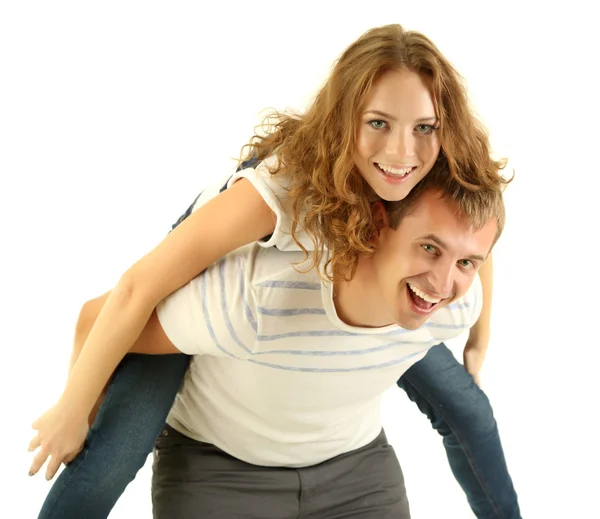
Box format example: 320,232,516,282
431,262,454,298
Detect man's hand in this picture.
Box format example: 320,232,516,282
465,253,493,388
28,402,89,480
463,336,488,387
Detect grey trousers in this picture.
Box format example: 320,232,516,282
152,425,410,518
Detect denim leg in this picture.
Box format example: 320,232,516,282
37,353,190,519
397,343,521,519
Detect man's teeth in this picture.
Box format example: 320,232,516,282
408,283,441,304
377,163,413,176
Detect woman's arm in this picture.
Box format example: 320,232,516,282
463,252,493,386
66,292,111,427
71,290,184,360
28,178,275,479
69,290,180,426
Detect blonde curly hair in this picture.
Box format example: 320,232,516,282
239,24,510,281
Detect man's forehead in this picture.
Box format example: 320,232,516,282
403,191,497,252
406,190,459,225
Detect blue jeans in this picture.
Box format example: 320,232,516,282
397,345,521,518
38,163,520,518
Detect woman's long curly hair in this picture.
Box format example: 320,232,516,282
238,24,510,281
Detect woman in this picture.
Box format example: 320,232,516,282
30,24,519,519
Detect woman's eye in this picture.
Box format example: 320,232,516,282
415,124,434,135
369,119,387,130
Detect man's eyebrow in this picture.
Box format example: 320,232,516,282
364,110,438,124
418,234,486,262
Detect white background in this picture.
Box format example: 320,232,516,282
2,1,599,518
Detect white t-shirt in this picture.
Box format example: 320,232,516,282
157,156,482,467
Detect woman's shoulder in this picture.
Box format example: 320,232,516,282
228,153,312,253
230,153,290,195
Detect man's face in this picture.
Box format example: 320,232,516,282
371,190,498,330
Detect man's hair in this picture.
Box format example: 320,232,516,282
385,156,506,245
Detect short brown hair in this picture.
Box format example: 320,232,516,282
385,157,506,246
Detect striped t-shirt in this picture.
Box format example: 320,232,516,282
157,156,482,467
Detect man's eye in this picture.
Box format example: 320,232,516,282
459,259,474,269
422,244,437,254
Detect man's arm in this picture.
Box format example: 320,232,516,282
463,253,493,386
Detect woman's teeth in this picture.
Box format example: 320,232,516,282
376,163,414,177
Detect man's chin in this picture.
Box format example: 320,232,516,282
397,316,428,331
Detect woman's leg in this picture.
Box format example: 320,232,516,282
397,343,521,519
37,353,190,519
36,185,212,518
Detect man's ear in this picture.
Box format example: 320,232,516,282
371,201,391,236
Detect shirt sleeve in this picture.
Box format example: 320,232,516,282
155,277,215,355
227,155,314,252
155,251,257,359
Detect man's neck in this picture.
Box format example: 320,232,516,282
333,256,393,328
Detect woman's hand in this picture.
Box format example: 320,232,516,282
28,402,90,480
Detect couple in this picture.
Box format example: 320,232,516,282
30,24,519,518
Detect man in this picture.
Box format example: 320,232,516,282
104,166,504,518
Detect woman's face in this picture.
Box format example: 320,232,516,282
354,69,442,201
